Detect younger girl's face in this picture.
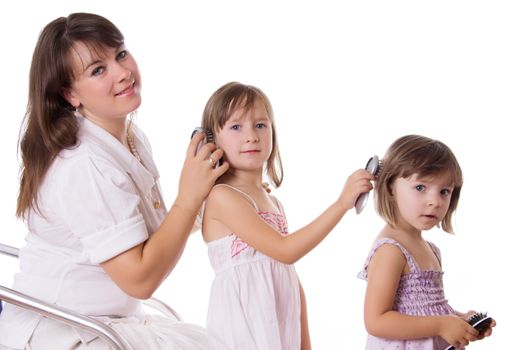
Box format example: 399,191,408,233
64,42,141,126
392,172,454,233
215,99,273,172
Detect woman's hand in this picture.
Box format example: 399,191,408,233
176,132,228,212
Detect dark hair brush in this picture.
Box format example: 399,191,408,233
191,127,222,168
191,127,215,146
444,312,493,350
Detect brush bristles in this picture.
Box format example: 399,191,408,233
204,129,215,144
192,127,215,145
374,160,383,177
468,312,488,325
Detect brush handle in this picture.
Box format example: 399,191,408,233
355,192,370,214
355,155,380,214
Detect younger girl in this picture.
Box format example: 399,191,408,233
359,135,496,349
200,82,374,349
0,13,226,349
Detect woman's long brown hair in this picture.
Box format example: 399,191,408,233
17,13,124,218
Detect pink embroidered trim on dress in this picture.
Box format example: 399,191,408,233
231,235,249,258
230,212,288,258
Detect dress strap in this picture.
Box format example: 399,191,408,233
213,184,260,212
426,240,442,267
358,238,421,280
269,195,286,218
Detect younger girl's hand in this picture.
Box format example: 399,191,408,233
337,169,374,211
459,310,496,341
438,315,479,349
476,318,496,340
177,132,229,211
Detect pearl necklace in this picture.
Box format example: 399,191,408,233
126,127,142,163
126,126,161,209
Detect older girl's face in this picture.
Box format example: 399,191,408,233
64,42,141,128
215,99,273,173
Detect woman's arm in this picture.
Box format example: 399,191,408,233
206,169,373,264
101,133,228,299
364,244,478,347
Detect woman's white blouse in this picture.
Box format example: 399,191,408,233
0,117,167,348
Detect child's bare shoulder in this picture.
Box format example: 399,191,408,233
208,184,253,208
370,238,407,267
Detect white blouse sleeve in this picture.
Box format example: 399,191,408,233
55,154,148,264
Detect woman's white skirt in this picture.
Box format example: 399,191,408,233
1,314,208,349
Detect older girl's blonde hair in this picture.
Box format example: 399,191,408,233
201,82,283,187
374,134,463,233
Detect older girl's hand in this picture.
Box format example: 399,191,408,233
337,169,374,211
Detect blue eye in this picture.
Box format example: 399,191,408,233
91,66,105,76
415,185,425,192
256,123,267,129
230,124,240,130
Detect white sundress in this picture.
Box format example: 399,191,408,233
205,184,301,350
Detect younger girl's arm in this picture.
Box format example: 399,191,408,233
299,281,311,350
101,133,228,299
364,244,479,348
206,169,373,264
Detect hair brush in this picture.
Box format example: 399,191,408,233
191,127,215,147
191,127,222,167
444,312,493,350
355,155,382,214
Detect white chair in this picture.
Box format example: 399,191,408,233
0,243,182,350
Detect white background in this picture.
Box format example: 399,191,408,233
1,1,523,348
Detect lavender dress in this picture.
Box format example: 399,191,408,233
358,238,463,350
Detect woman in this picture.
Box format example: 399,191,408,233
0,12,227,349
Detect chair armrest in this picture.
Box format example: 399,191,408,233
0,243,19,258
0,243,182,342
0,285,133,350
143,297,183,321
